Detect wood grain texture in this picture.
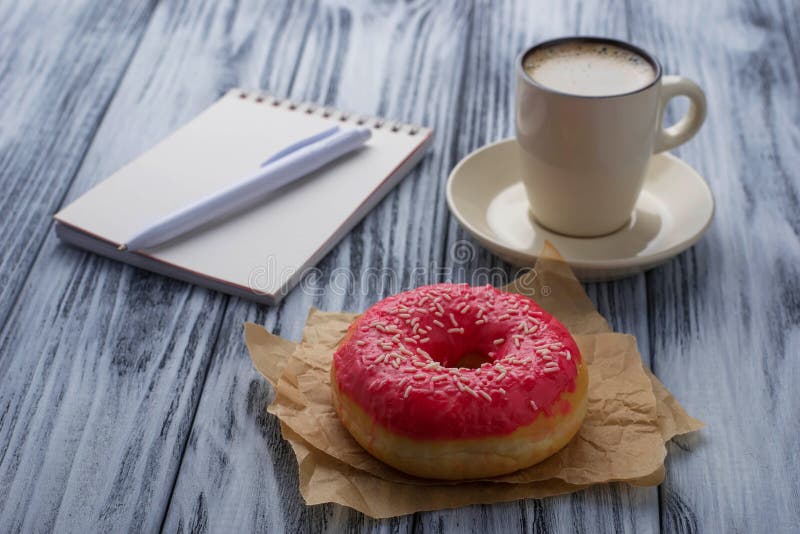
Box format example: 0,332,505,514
0,0,242,530
0,0,797,532
626,1,800,532
0,0,158,330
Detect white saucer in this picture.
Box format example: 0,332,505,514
446,139,714,281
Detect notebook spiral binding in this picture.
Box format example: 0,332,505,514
234,89,422,136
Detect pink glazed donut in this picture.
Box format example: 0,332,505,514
331,283,588,480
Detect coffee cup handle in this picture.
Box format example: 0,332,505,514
654,75,707,153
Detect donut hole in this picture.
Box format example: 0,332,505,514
451,350,492,369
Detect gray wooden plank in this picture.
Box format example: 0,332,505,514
779,0,800,76
625,1,800,532
0,0,158,330
0,0,288,530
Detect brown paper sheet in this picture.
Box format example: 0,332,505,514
244,243,703,517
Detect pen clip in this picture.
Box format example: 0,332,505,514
260,125,341,167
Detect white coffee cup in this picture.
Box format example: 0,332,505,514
515,37,706,237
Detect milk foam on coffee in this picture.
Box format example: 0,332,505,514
523,42,656,96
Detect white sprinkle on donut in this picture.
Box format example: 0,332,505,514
530,400,538,410
493,338,505,345
463,385,479,398
478,390,492,401
447,327,465,334
432,319,445,328
543,367,559,373
494,364,507,379
448,313,459,327
404,385,413,398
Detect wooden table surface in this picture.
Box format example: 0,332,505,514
1,0,798,532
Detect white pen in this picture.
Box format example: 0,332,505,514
118,125,371,251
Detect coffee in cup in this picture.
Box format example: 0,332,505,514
515,37,706,237
522,41,656,97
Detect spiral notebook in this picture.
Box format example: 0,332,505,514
54,89,433,304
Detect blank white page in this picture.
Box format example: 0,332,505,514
55,90,432,298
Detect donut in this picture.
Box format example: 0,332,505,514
331,283,588,480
